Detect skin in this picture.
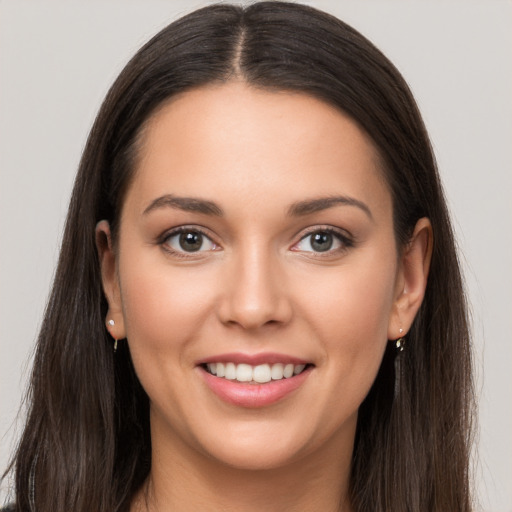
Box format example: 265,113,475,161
97,81,432,512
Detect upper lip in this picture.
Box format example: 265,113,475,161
198,352,311,366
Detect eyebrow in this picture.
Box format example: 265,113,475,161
143,195,224,216
142,194,372,220
287,196,373,220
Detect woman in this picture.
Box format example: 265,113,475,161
2,2,474,511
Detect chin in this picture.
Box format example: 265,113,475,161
202,437,308,472
189,414,343,473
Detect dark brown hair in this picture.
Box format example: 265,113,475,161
4,3,474,511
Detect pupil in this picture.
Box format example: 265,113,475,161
179,232,203,252
311,232,333,252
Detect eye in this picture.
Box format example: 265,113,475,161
163,229,217,254
293,229,351,254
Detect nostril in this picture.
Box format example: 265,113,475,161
218,294,293,330
214,256,294,328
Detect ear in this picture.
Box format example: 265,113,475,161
96,220,126,339
388,217,433,339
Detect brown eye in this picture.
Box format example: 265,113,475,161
179,232,203,252
164,229,217,253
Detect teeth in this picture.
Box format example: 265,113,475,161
283,364,294,378
271,363,284,380
205,362,307,382
253,364,271,383
225,362,236,380
293,364,306,375
236,364,253,382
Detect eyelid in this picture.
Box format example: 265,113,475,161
158,225,220,256
290,226,354,254
156,224,354,258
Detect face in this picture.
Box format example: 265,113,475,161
101,82,413,471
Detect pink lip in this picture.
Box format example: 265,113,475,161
198,352,310,366
198,364,313,408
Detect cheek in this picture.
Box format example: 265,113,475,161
117,253,221,428
118,253,217,354
303,254,396,342
298,251,397,403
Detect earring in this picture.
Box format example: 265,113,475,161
107,319,118,353
395,327,405,352
394,328,406,398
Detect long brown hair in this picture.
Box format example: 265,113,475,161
4,3,474,511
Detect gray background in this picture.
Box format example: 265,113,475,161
1,1,511,510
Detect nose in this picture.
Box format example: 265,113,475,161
217,244,293,330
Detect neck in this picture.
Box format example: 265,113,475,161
132,421,354,512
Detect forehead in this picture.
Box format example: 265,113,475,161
124,81,391,219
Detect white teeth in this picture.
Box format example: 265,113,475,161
293,364,306,375
205,362,307,382
225,362,236,380
271,363,284,380
283,364,294,378
253,364,272,383
236,363,253,382
216,362,225,377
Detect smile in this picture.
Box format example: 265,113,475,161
199,355,313,408
205,362,307,383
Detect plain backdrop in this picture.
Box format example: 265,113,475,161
1,1,511,510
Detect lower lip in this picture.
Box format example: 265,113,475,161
199,366,312,408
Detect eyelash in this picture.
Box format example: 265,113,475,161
157,225,354,259
292,226,354,257
158,226,218,259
